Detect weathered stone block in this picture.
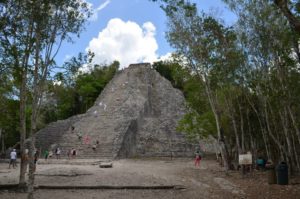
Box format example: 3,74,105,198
99,162,113,168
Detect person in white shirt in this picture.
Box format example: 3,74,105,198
9,149,17,169
56,147,61,159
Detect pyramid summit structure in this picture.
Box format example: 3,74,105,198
35,63,194,159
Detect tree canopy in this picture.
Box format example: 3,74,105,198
151,0,300,172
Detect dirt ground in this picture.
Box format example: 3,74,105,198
0,158,300,199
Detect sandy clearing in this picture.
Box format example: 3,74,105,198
0,158,299,199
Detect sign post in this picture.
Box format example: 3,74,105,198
239,153,253,175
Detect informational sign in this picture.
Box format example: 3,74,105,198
239,154,252,165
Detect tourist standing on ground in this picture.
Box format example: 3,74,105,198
71,148,77,159
9,149,17,169
92,141,97,151
194,150,201,167
84,135,90,144
55,147,61,159
34,150,39,172
49,150,53,158
92,144,96,151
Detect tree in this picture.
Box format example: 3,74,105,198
151,0,300,173
43,58,119,122
153,60,186,90
224,0,300,171
153,59,216,141
0,0,91,196
0,72,19,155
159,0,246,170
274,0,300,34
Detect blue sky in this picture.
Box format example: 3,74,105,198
56,0,237,69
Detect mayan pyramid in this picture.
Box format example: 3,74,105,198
34,63,194,159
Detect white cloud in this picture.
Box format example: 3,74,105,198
158,52,173,62
63,54,73,62
53,80,62,86
78,63,91,73
96,0,111,11
89,0,111,21
86,18,159,68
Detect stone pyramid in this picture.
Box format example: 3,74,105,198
35,63,194,159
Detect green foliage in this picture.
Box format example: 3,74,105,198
0,62,17,149
152,60,187,89
153,59,214,142
177,110,217,142
0,99,19,148
75,61,119,112
0,0,92,149
40,59,119,124
153,0,300,169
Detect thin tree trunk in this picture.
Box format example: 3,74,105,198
259,90,277,160
0,128,1,141
223,95,241,163
19,19,34,188
287,106,300,146
189,65,231,171
1,129,5,154
261,129,271,159
279,109,294,161
27,27,42,199
264,100,289,162
204,81,230,170
247,109,258,161
249,133,257,162
27,138,35,199
291,131,300,171
245,93,271,159
279,109,295,173
0,128,4,154
19,66,28,188
238,103,245,153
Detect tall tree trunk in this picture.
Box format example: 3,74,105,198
18,18,34,189
27,137,35,199
279,109,295,172
247,108,257,161
249,132,257,161
224,95,241,157
0,128,1,145
0,128,4,154
245,93,271,159
264,100,289,162
238,103,245,153
279,109,294,161
27,28,42,199
1,129,5,154
203,80,230,170
19,66,28,188
291,131,300,171
288,106,300,146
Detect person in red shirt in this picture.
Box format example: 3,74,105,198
194,150,201,167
